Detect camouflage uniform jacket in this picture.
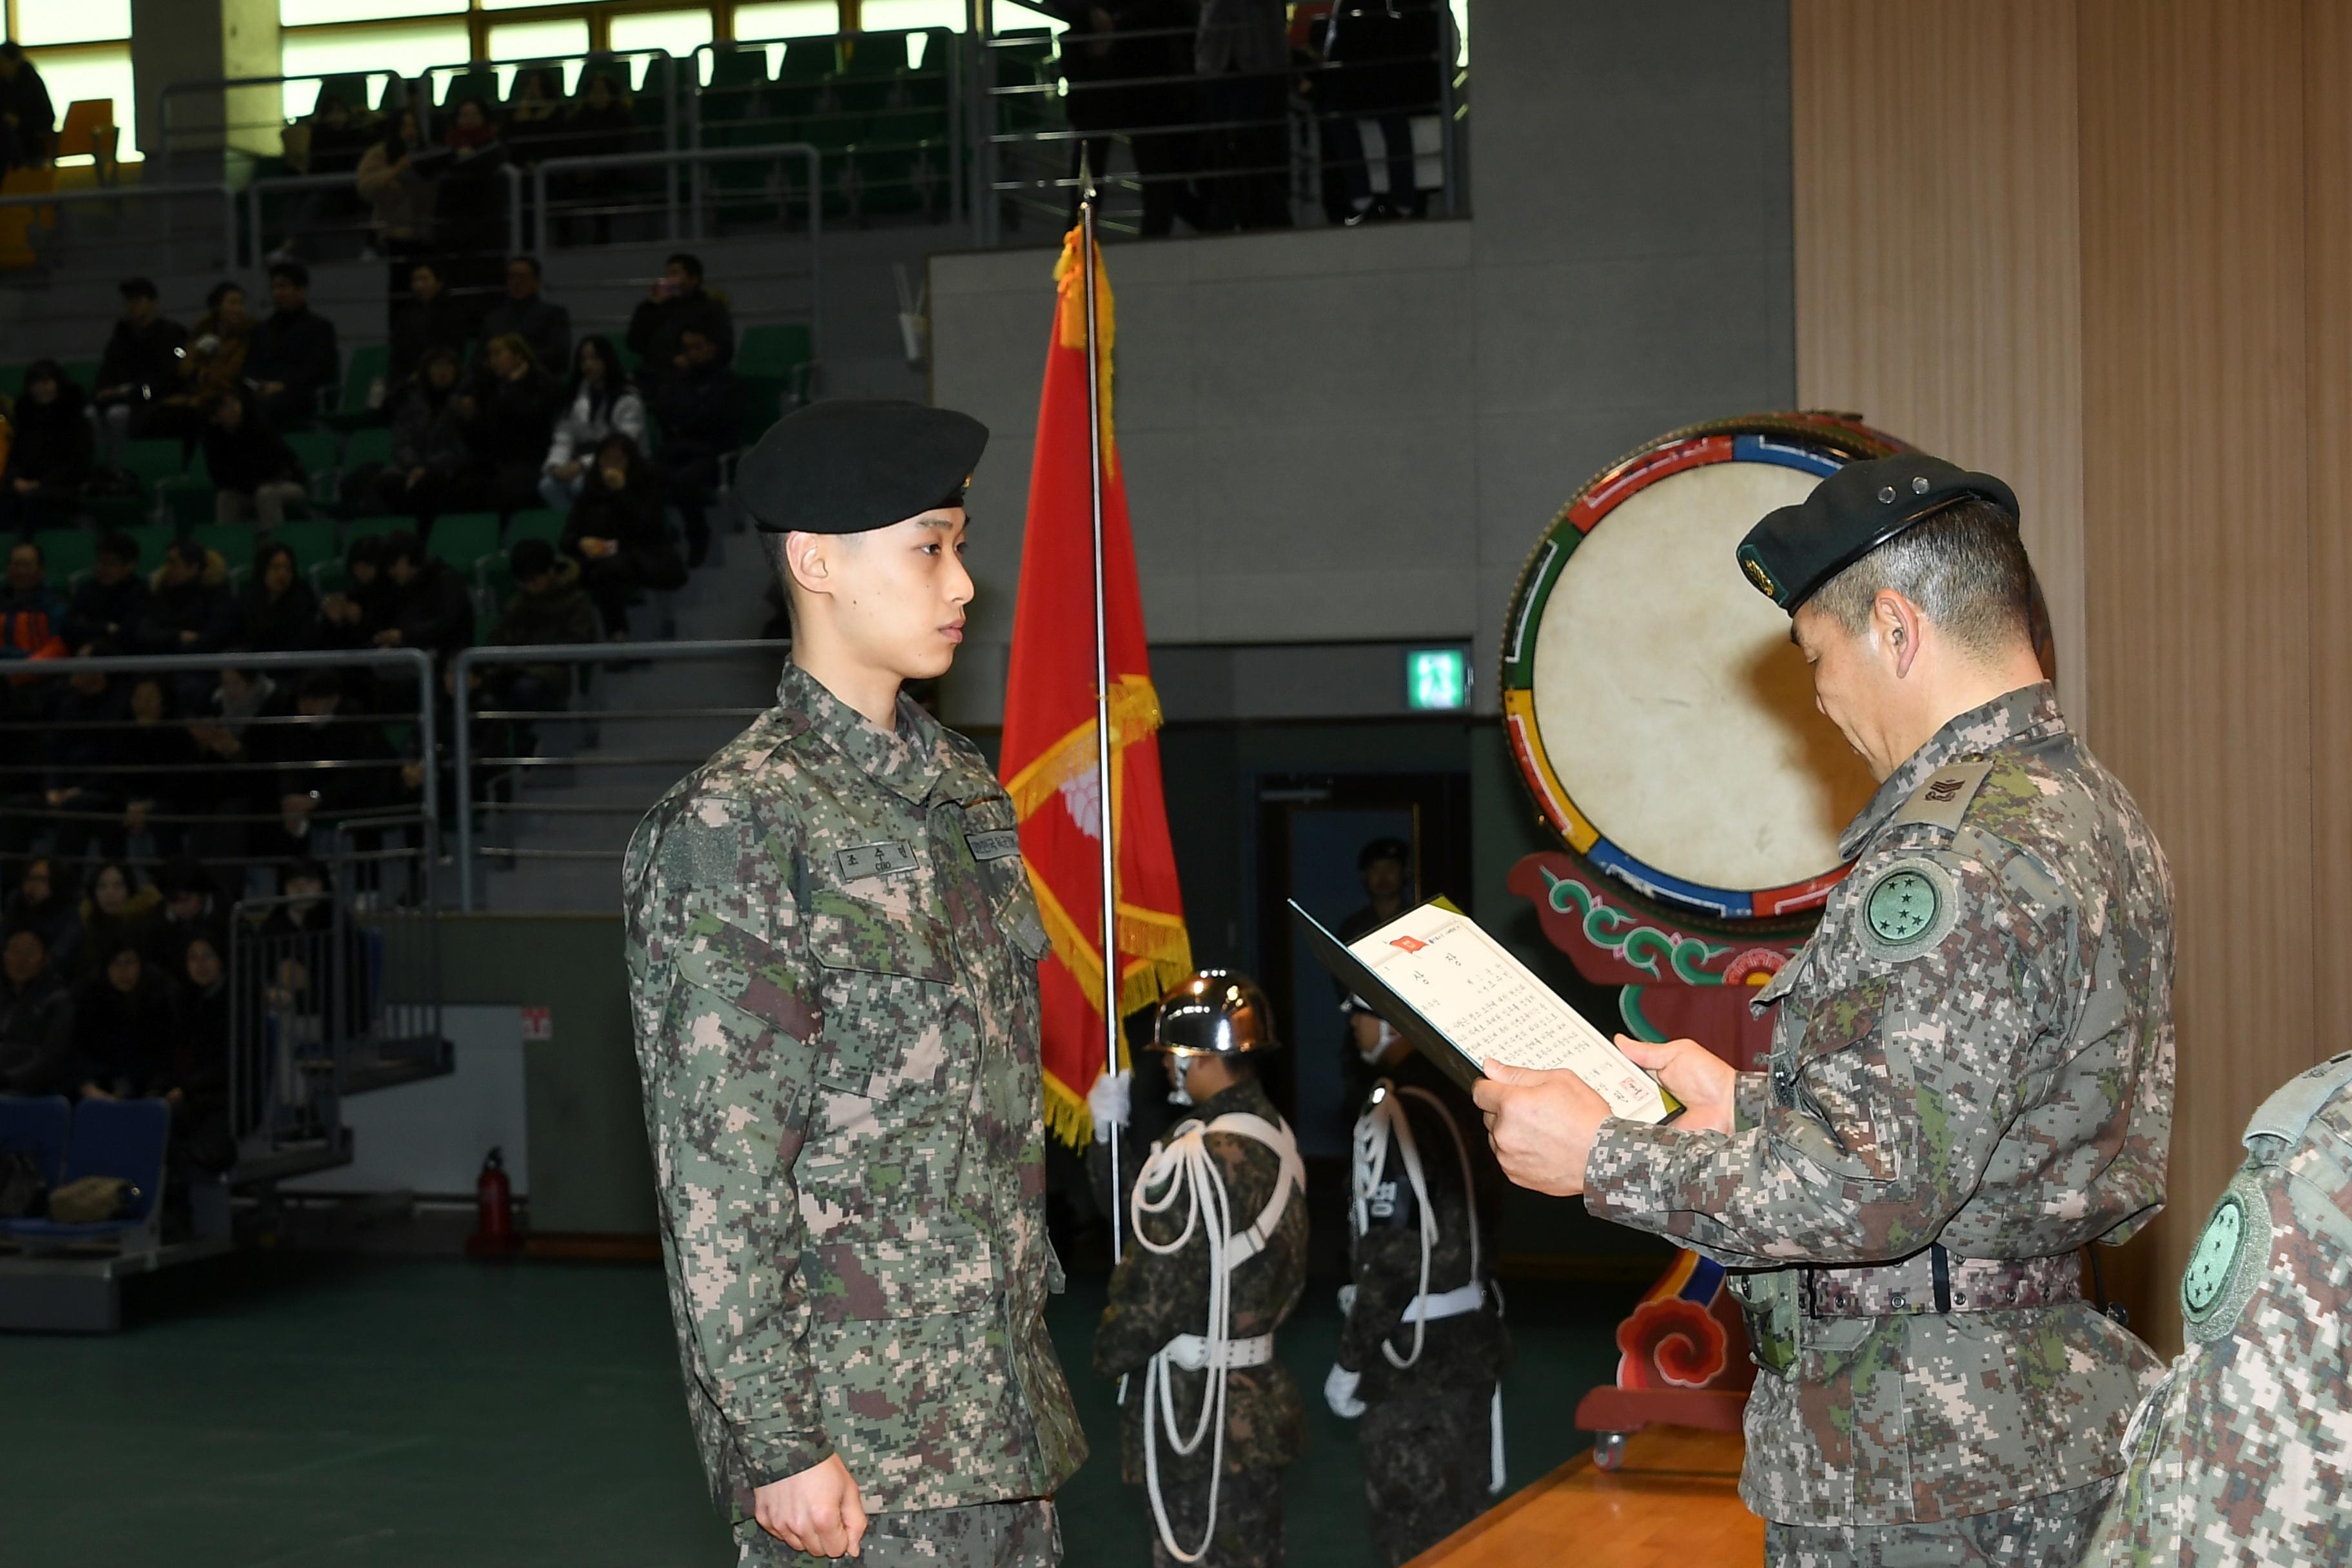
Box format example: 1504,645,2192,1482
1341,1053,1509,1402
2086,1052,2352,1566
1583,682,2175,1526
1093,1077,1310,1483
622,662,1086,1521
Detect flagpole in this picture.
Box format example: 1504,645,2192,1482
1079,152,1123,1266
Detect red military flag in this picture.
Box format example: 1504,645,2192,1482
1001,227,1193,1146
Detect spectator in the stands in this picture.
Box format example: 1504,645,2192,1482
0,922,73,1097
460,333,557,516
0,359,93,532
503,68,567,166
376,346,473,524
275,672,399,829
92,277,188,464
647,326,741,568
319,535,396,652
378,531,476,658
260,859,371,1037
558,72,636,245
0,43,56,173
19,670,121,870
538,334,643,514
151,858,223,974
152,280,255,442
438,98,511,305
161,930,237,1175
357,108,437,292
387,259,471,387
0,540,66,662
478,255,571,376
247,260,340,429
485,537,597,709
61,533,150,657
234,542,321,653
115,675,204,865
562,433,683,640
188,662,293,860
75,862,159,983
202,386,309,530
273,90,374,264
135,538,237,658
72,937,173,1099
4,859,80,977
627,252,734,377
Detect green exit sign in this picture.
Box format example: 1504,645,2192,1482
1404,647,1469,711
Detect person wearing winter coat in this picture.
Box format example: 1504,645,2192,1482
538,335,644,513
201,386,309,529
559,433,682,638
485,537,598,705
376,347,475,523
0,358,93,531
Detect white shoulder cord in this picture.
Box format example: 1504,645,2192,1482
1130,1113,1302,1565
1351,1083,1481,1370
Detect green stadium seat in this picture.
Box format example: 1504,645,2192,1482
190,521,260,573
440,68,496,111
119,438,186,487
326,343,391,431
34,527,96,591
0,363,26,398
427,512,500,571
121,522,175,572
62,359,101,391
505,509,567,549
841,32,907,76
340,425,397,471
342,514,411,550
273,516,340,574
284,429,338,480
779,37,840,83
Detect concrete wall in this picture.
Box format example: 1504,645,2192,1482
930,0,1796,725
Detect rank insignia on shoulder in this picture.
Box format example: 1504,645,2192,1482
1890,758,1995,834
967,829,1023,861
2182,1170,2271,1342
1856,856,1959,959
835,841,918,881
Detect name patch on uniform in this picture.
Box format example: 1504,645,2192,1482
967,829,1023,862
834,841,918,881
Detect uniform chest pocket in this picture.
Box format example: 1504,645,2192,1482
807,889,954,1092
957,799,1052,964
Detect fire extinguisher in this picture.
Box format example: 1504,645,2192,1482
467,1146,520,1257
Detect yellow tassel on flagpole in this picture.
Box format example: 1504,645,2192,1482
1054,228,1118,480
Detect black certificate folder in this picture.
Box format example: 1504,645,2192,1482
1289,896,1486,1095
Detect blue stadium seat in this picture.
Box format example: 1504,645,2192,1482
0,1097,170,1245
0,1095,72,1191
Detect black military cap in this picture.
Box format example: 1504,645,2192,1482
737,398,988,534
1736,455,2018,613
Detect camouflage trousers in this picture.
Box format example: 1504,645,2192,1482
1362,1378,1497,1568
1144,1465,1284,1568
1763,1478,2116,1568
736,1499,1059,1567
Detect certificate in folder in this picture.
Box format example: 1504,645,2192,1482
1289,897,1681,1125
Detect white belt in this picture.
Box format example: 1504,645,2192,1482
1163,1332,1275,1372
1402,1281,1484,1324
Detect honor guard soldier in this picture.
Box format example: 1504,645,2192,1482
1093,972,1309,1568
2084,1052,2352,1565
1325,998,1508,1567
1474,455,2177,1567
623,400,1086,1567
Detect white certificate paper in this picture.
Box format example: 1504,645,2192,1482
1348,903,1675,1124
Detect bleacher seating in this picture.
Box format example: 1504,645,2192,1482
0,1097,170,1251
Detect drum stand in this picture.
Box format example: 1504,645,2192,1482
1506,851,1803,1469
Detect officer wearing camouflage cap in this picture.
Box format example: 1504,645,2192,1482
1474,454,2177,1566
2084,1051,2352,1564
623,400,1085,1565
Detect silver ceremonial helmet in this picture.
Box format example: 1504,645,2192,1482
1151,970,1284,1057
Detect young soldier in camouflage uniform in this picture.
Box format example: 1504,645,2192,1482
1476,454,2176,1567
1094,972,1309,1568
1325,1003,1507,1566
623,400,1085,1567
2084,1052,2352,1565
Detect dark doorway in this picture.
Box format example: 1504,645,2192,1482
1253,770,1473,1160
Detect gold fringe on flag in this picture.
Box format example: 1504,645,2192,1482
1054,227,1117,479
1003,674,1163,823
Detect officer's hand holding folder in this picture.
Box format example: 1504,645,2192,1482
1290,897,1682,1124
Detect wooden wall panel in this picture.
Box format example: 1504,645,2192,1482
1790,1,2087,716
2305,4,2352,1070
2077,0,2316,1353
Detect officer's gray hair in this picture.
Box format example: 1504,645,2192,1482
1808,499,2035,656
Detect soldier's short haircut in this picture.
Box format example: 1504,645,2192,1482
760,529,861,610
1807,498,2034,656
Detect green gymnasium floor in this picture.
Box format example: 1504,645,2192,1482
1,1257,1635,1567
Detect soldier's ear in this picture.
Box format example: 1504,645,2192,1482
783,531,832,598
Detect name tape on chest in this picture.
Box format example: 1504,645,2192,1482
834,841,918,881
966,828,1023,862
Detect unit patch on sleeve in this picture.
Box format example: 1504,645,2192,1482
2182,1170,2271,1344
1856,856,1961,961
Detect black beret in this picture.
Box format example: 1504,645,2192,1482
1736,455,2019,613
737,399,988,534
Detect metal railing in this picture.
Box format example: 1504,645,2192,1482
450,638,789,911
0,182,237,273
242,163,523,272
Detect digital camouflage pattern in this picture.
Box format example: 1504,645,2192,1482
1143,1464,1284,1568
1583,683,2175,1527
623,661,1086,1529
1360,1385,1495,1567
2084,1054,2352,1567
736,1498,1061,1567
1093,1076,1310,1484
1341,1052,1507,1565
1768,1476,2116,1568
